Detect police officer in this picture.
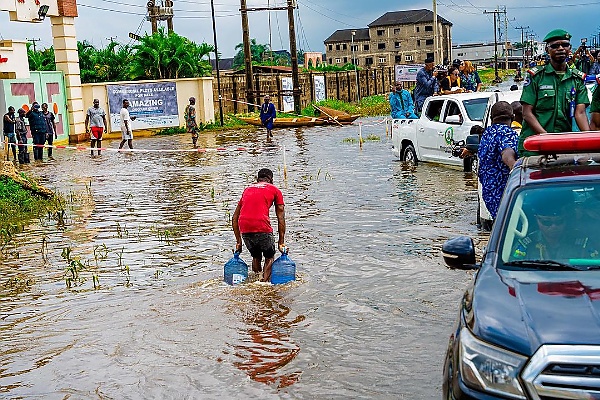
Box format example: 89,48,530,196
519,29,590,157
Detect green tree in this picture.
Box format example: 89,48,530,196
129,28,213,80
232,39,270,69
27,44,56,71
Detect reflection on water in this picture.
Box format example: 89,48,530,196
230,283,304,388
0,121,486,398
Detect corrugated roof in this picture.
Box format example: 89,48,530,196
324,28,370,44
368,9,452,27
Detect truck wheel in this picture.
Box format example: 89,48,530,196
402,144,418,166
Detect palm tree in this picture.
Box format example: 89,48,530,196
27,44,56,71
232,39,270,69
129,28,213,80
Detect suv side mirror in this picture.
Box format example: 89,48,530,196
442,236,478,270
445,115,462,124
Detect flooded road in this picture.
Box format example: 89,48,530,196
0,120,488,399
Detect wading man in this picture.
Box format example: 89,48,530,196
184,97,199,148
85,99,107,157
41,103,57,160
26,102,47,161
118,99,136,151
259,95,276,138
232,168,286,282
519,29,590,156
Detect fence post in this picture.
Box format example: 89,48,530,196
309,71,314,103
232,76,238,114
346,71,351,102
335,71,340,100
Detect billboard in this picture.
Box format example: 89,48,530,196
107,82,179,131
314,75,325,102
394,64,421,82
281,77,294,112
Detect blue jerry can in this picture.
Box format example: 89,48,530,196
270,253,296,284
224,252,249,285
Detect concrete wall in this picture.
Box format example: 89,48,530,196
0,40,30,79
81,77,214,134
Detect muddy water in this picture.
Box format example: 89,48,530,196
0,120,488,399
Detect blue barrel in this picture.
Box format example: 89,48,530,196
224,252,249,285
270,253,296,284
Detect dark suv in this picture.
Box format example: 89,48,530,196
442,151,600,399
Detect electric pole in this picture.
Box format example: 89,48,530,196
503,7,508,70
287,0,300,114
165,0,174,33
484,8,504,83
106,36,117,45
210,0,224,126
147,1,159,34
27,38,41,52
433,0,439,64
240,0,255,112
515,26,529,68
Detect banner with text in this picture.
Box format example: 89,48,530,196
107,82,179,131
394,64,421,82
314,75,326,102
281,77,294,112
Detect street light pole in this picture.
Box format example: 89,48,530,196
352,30,360,102
210,0,224,126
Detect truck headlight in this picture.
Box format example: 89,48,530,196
459,328,528,399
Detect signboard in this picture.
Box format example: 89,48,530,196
281,76,294,112
106,82,178,131
394,64,421,82
314,75,325,102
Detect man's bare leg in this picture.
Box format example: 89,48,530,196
252,257,262,273
261,257,274,282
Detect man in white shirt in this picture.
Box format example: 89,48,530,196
118,99,136,150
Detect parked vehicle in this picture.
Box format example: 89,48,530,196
441,133,600,399
390,92,493,171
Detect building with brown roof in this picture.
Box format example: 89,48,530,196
324,9,452,68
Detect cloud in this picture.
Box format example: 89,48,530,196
1,0,596,58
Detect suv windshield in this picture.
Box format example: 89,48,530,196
499,183,600,270
461,97,489,122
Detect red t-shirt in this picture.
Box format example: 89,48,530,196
238,182,284,233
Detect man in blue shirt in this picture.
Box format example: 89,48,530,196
414,56,438,114
478,101,519,221
389,82,417,119
259,95,276,139
26,102,48,161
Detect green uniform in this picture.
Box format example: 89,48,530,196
590,85,600,113
519,63,589,156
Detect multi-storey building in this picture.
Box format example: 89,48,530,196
324,9,452,68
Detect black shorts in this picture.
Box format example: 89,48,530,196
242,232,275,259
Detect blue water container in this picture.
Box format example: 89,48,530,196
270,253,296,284
224,252,249,285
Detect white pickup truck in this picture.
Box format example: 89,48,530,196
390,92,494,171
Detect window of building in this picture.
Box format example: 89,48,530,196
425,25,433,32
342,44,347,50
427,52,434,60
328,44,332,51
405,55,414,62
395,41,401,49
335,58,341,64
336,44,340,50
426,39,434,46
395,55,402,63
416,26,420,33
394,28,401,35
377,29,384,36
343,57,348,63
366,57,373,65
379,57,386,63
363,44,370,51
378,43,386,50
417,40,421,47
351,45,358,52
328,58,332,64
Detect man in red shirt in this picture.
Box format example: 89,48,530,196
233,168,286,282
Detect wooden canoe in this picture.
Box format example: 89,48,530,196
238,106,360,128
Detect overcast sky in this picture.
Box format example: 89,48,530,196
1,0,598,58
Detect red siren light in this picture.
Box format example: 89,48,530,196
523,132,600,154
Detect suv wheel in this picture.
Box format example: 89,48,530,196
402,144,418,166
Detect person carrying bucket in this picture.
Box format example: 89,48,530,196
232,168,286,282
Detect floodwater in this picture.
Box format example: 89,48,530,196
0,119,489,399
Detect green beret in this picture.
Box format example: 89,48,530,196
543,29,572,43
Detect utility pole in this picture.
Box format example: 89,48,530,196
210,0,224,126
106,36,117,45
27,38,41,52
240,0,255,112
287,0,300,114
432,0,440,63
503,7,508,70
147,1,159,34
484,8,503,83
515,26,529,68
165,0,174,33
